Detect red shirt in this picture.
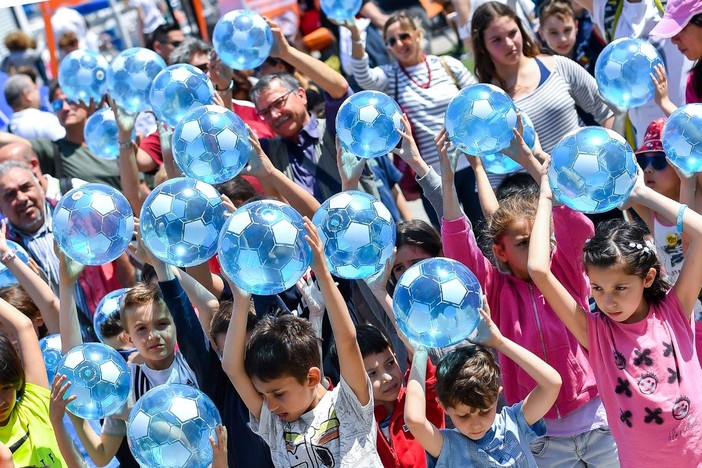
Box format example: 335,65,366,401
374,359,444,468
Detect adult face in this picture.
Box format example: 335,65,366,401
483,15,524,67
0,167,45,233
671,21,702,61
384,21,423,66
156,30,186,62
53,87,86,129
254,79,309,139
0,143,42,184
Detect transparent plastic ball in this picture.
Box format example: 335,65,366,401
84,108,136,160
393,257,483,348
312,190,396,279
58,50,109,103
445,83,518,157
173,105,253,184
140,178,227,267
53,184,134,266
548,127,637,213
213,10,273,70
595,37,663,109
107,47,167,114
0,240,30,288
321,0,362,22
40,334,63,383
127,384,222,468
149,64,215,128
336,90,403,159
93,288,131,344
662,104,702,175
479,111,536,175
218,200,312,295
56,343,131,420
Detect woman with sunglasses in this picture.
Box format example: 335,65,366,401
625,117,702,366
343,12,477,224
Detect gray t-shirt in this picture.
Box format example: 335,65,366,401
428,402,547,468
251,377,382,468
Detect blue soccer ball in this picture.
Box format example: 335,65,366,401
40,334,63,383
108,47,167,114
0,240,30,288
93,288,131,344
321,0,362,22
312,190,396,279
479,111,536,175
149,64,215,128
53,184,135,266
213,10,273,71
662,104,702,175
58,50,109,103
548,127,637,213
595,38,663,110
56,343,131,420
393,257,482,348
336,91,403,159
446,83,517,157
173,105,254,184
218,200,312,295
127,384,222,468
140,178,227,267
83,108,136,160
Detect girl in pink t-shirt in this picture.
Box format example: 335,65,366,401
529,165,702,467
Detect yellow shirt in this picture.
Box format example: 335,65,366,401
0,383,66,467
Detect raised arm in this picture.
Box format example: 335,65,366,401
436,129,464,222
57,252,86,352
526,166,589,347
0,297,47,388
109,97,147,216
220,281,264,420
305,218,370,404
269,19,349,99
404,347,444,458
467,154,499,222
500,114,544,182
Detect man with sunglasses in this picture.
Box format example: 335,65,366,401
147,23,185,63
251,20,375,203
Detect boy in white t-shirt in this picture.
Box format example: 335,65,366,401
221,220,382,467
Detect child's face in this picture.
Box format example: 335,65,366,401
443,400,498,441
392,244,434,281
0,384,17,426
251,370,322,422
541,15,577,56
483,16,524,67
363,348,403,405
588,264,656,324
125,302,177,370
493,218,533,281
638,153,680,200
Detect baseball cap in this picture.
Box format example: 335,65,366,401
635,118,666,154
650,0,702,38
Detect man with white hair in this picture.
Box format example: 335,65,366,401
4,74,66,140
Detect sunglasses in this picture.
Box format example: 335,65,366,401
50,99,77,113
385,32,412,47
168,40,183,48
192,62,209,73
636,154,668,171
256,90,294,118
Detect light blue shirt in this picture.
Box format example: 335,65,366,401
428,402,547,467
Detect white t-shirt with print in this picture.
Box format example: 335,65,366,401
251,377,382,468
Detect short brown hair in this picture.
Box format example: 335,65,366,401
209,299,259,339
538,0,575,25
4,32,35,52
383,11,421,38
120,283,166,331
436,345,501,409
244,314,319,384
58,32,78,50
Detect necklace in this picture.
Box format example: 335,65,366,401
399,56,431,89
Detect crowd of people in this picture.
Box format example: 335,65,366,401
0,0,701,465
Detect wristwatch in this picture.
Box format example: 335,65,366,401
1,249,16,265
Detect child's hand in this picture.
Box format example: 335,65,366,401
0,441,14,468
435,128,459,176
468,296,504,349
129,218,163,268
336,138,366,191
650,63,670,106
0,219,11,257
50,374,76,426
244,125,276,180
57,247,85,286
539,156,553,201
210,424,228,468
501,113,531,164
221,194,236,215
621,166,647,209
303,217,328,275
296,271,325,320
364,252,395,294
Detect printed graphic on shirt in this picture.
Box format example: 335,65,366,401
637,373,658,395
673,397,691,420
284,405,340,467
470,431,529,466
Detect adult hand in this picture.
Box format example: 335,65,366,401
435,128,459,176
208,51,233,93
0,219,11,257
650,63,669,107
331,18,361,40
266,18,292,59
106,95,137,135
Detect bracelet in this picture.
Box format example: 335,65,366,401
677,204,688,233
118,140,133,150
215,80,234,92
1,249,16,265
352,38,364,45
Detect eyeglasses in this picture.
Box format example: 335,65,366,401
636,154,668,171
50,99,76,113
385,32,412,48
168,40,183,48
192,62,209,72
256,90,294,118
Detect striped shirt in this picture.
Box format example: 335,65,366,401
514,55,613,154
351,54,477,172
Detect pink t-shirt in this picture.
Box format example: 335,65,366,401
586,290,702,467
686,72,701,104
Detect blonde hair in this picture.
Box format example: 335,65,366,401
487,193,539,245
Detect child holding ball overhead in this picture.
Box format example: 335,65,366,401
528,162,702,465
